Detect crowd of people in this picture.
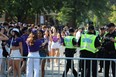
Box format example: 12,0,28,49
0,22,116,77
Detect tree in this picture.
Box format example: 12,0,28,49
0,0,6,17
57,0,110,27
31,0,63,25
109,5,116,24
3,0,33,22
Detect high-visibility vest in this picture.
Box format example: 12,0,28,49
80,34,97,53
99,32,107,43
64,36,77,49
84,30,99,36
96,31,99,36
114,37,116,50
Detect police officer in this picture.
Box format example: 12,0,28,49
97,26,106,72
102,23,116,77
78,25,101,77
84,21,99,36
62,28,77,77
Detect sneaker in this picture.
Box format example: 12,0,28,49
4,71,8,75
98,69,102,73
54,63,58,67
47,62,50,67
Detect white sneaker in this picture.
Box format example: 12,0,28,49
54,63,58,67
4,71,8,75
47,62,50,67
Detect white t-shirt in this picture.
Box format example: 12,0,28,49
76,31,81,42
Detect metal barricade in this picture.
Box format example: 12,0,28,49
0,57,116,77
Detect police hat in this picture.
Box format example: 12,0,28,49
88,25,94,30
32,29,38,34
12,28,20,33
88,21,93,25
69,28,74,33
106,23,115,28
100,26,106,30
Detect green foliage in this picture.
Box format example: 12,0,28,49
57,7,73,25
0,0,114,25
109,5,116,24
2,0,33,22
57,0,110,26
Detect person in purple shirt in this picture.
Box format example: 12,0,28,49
38,30,49,77
20,27,29,73
26,30,42,77
8,28,23,77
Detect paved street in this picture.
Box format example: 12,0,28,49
0,47,113,77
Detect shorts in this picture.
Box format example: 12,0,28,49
51,41,60,49
0,48,3,58
23,53,28,61
39,49,47,57
10,50,22,60
39,51,46,57
0,48,3,65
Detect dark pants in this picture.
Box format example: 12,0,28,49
62,48,77,77
104,52,116,77
80,60,97,77
80,51,97,77
97,48,105,70
99,61,103,69
104,60,116,77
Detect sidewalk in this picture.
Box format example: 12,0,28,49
0,61,113,77
0,47,113,77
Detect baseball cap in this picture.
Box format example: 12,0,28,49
69,28,74,33
106,23,115,28
12,28,20,33
87,21,93,26
32,29,38,34
88,25,94,30
100,26,106,30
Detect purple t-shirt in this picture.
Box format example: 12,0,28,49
21,34,28,55
52,36,59,42
7,37,21,47
28,39,42,52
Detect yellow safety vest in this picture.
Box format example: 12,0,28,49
64,36,77,49
80,34,97,53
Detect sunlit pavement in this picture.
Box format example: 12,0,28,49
0,47,113,77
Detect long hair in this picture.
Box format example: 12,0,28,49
38,30,44,39
27,30,38,46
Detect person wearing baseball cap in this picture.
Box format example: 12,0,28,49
8,27,22,77
62,28,77,77
12,28,20,33
102,23,116,77
77,24,101,77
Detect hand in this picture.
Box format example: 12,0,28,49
42,43,45,46
110,37,116,42
21,58,24,61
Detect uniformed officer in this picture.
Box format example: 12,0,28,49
97,26,106,72
102,23,116,77
84,21,99,36
62,28,77,77
78,25,101,77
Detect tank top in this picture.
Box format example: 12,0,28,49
52,36,59,42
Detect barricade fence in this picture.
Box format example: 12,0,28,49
0,57,116,77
